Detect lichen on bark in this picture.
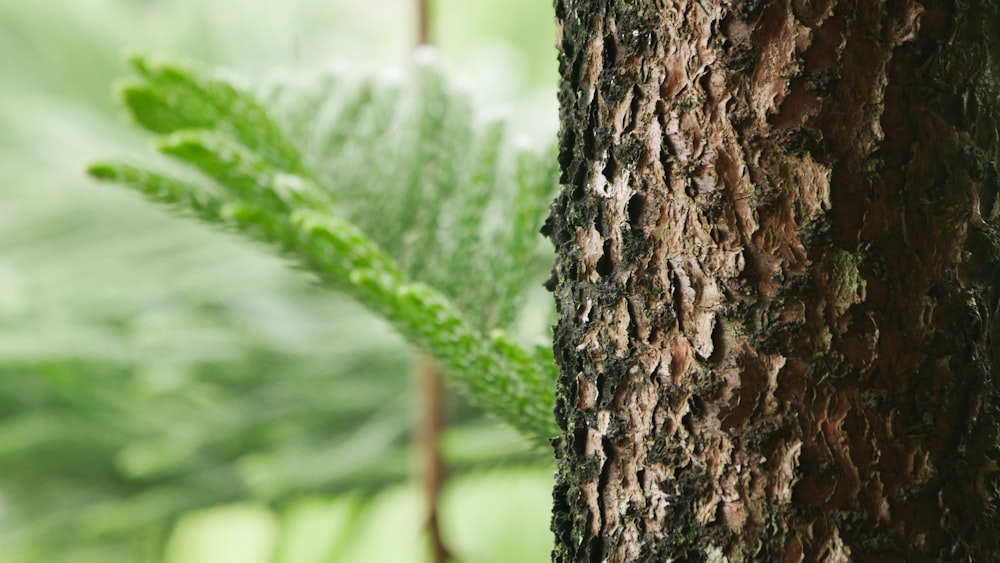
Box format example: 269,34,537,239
546,0,1000,561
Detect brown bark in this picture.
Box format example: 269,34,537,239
545,0,1000,561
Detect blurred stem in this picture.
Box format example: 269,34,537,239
415,2,449,561
418,355,451,563
416,0,430,46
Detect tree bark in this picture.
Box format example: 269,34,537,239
545,1,1000,561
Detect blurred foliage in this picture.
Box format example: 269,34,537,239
434,0,557,88
0,0,558,561
154,468,552,563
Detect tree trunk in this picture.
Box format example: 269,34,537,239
545,1,1000,561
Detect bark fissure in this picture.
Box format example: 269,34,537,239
548,0,1000,560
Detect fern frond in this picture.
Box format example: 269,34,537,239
493,143,561,325
91,54,560,443
270,63,557,328
120,55,308,178
155,130,329,212
90,160,557,442
87,163,222,222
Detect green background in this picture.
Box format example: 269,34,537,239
0,0,559,561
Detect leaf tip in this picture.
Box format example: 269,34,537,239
125,51,151,74
86,162,118,181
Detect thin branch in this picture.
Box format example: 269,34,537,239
416,0,430,46
414,2,450,562
418,355,452,563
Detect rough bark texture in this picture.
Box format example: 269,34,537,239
545,0,1000,561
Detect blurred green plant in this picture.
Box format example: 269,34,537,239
0,1,559,560
89,53,561,443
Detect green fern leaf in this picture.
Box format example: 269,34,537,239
90,54,560,443
121,55,308,177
